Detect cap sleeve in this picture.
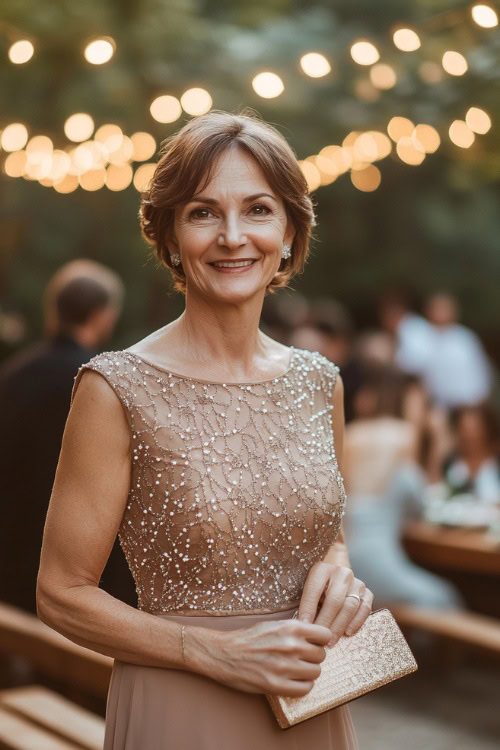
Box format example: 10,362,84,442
70,351,134,431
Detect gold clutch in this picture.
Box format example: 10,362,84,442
266,608,417,729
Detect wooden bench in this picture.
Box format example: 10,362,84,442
0,685,104,750
0,602,112,699
391,604,500,655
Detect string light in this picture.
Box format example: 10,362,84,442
8,40,34,64
298,160,321,191
130,132,157,161
300,53,331,78
252,72,284,98
387,116,414,141
150,95,182,123
412,124,440,153
351,164,381,191
449,120,475,148
442,51,468,76
392,28,421,52
471,4,498,28
180,88,212,116
133,163,156,191
84,37,115,65
1,123,29,152
465,107,491,134
370,63,397,89
106,164,133,191
350,40,380,65
64,113,94,143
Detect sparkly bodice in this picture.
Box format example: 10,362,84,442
71,346,346,616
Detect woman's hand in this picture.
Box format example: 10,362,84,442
185,617,332,697
298,562,373,647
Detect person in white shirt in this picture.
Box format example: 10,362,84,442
423,293,493,409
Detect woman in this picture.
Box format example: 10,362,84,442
37,111,371,749
343,366,462,609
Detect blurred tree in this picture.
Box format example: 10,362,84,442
0,0,499,358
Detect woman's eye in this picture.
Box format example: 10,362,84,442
189,208,213,219
250,203,271,215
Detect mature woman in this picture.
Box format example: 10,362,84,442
37,111,371,749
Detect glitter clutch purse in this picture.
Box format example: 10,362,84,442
266,608,417,729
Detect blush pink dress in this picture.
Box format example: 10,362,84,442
71,346,358,749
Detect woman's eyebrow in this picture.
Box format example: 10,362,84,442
187,192,277,206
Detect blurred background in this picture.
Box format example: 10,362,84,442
0,1,499,748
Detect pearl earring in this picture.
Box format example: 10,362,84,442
281,243,291,260
170,252,181,266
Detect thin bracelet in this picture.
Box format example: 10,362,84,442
180,624,186,664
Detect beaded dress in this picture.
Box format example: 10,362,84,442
71,345,358,750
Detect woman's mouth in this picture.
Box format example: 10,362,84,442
209,259,257,272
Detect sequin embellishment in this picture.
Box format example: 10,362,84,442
71,347,347,615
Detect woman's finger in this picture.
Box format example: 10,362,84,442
313,566,354,629
325,579,365,646
345,589,374,636
298,562,332,623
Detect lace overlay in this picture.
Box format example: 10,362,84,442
71,347,347,616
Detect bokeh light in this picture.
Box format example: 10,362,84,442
449,120,475,148
150,95,182,123
350,40,380,65
180,88,213,115
370,63,397,89
252,72,284,98
64,113,95,143
418,61,444,84
95,124,123,152
8,40,34,64
351,165,381,191
471,4,498,28
298,160,321,192
396,137,425,165
79,168,107,191
393,29,421,52
106,164,133,191
300,53,331,78
3,151,27,177
465,107,492,134
54,175,79,194
442,51,468,76
133,163,157,191
387,116,414,141
1,123,29,152
412,124,440,153
131,132,157,161
84,37,115,65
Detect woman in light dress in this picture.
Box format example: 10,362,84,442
37,111,372,749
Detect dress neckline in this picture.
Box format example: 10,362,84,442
123,345,296,386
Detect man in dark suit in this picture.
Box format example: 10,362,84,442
0,260,137,614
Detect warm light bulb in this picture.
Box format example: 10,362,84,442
180,88,213,116
393,28,421,52
84,37,115,65
1,123,29,152
465,107,492,134
449,120,475,148
350,40,380,65
300,53,331,78
471,4,498,28
64,113,95,143
252,72,284,98
298,160,321,192
370,63,397,89
150,95,182,123
442,51,468,76
8,40,34,64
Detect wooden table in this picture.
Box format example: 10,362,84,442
402,520,500,576
402,520,500,617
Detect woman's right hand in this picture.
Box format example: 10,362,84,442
186,617,332,697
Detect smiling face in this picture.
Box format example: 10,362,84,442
168,146,296,304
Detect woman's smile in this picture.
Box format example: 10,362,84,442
208,258,259,273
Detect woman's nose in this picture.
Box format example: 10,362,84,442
218,215,247,248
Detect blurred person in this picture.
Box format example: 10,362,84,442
289,298,363,422
437,403,500,504
378,288,434,377
422,292,493,409
36,111,364,749
343,366,463,609
0,260,137,614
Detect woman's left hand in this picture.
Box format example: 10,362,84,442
298,562,373,647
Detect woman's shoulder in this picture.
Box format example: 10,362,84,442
292,346,341,380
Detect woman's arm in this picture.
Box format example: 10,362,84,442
321,373,351,569
36,369,216,675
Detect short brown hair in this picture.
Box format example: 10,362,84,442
139,109,316,294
